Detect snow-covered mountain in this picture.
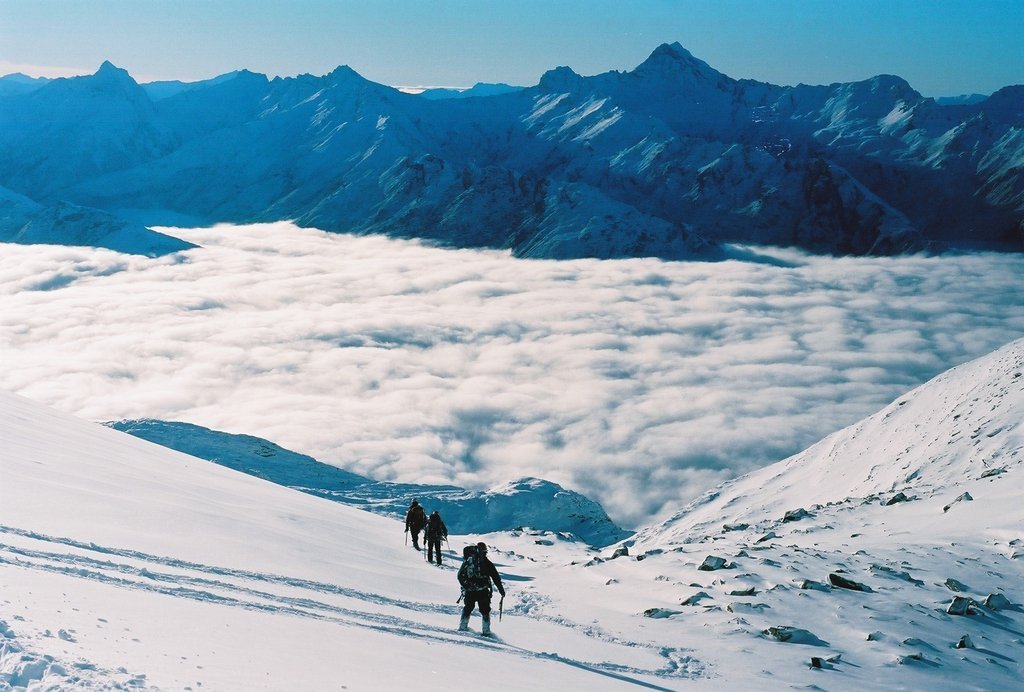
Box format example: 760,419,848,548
2,43,1021,258
3,337,1022,687
107,419,630,546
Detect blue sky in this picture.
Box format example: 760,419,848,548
1,1,1021,96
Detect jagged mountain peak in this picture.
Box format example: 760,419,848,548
537,64,585,93
94,60,136,84
632,41,730,83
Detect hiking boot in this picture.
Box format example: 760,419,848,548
482,619,491,636
458,616,469,631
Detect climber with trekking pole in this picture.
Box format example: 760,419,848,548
456,542,505,636
425,510,447,566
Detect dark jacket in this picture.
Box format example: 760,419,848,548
459,549,504,596
425,512,447,540
481,556,504,596
405,503,426,532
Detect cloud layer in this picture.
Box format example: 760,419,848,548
3,223,1023,528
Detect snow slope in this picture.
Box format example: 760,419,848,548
106,418,630,546
0,390,669,690
3,338,1023,689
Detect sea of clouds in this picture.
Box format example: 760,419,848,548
2,222,1023,528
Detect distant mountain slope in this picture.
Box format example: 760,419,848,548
1,43,1022,258
107,419,630,546
632,335,1024,546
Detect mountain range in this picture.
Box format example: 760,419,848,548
1,42,1022,258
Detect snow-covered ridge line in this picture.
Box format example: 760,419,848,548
106,419,631,547
1,42,1021,258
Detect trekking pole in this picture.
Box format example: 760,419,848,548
404,528,408,546
499,594,504,621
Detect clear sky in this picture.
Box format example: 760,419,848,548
1,0,1021,96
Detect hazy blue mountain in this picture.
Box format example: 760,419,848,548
418,82,524,100
1,43,1021,258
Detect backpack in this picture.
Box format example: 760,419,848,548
459,546,490,593
407,504,426,530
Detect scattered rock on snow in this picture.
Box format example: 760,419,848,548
728,602,770,613
783,508,812,522
722,523,749,532
728,586,757,597
610,546,629,559
762,626,828,646
946,596,973,615
943,492,973,513
944,578,970,593
799,579,830,592
681,591,712,606
828,573,871,592
755,531,778,544
643,607,681,619
698,555,729,571
871,564,924,585
983,593,1012,610
866,631,885,641
884,492,910,506
980,467,1006,478
956,634,974,649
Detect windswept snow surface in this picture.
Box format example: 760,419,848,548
0,390,679,690
3,339,1023,689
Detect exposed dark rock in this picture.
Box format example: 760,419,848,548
943,492,973,513
866,631,884,641
829,573,871,592
884,492,910,506
783,508,812,522
946,596,972,615
728,586,757,597
698,555,729,571
610,546,629,559
680,591,712,606
984,593,1012,610
944,578,970,593
643,607,680,619
956,634,974,649
755,531,778,544
980,467,1006,478
722,523,749,532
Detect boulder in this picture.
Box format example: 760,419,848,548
762,626,828,646
680,591,712,606
728,586,757,597
643,607,680,619
755,531,778,544
946,596,972,615
610,546,629,559
722,522,749,532
983,593,1012,610
942,492,973,513
944,578,970,593
956,634,974,649
698,555,729,571
884,492,910,506
782,508,812,522
829,573,871,592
